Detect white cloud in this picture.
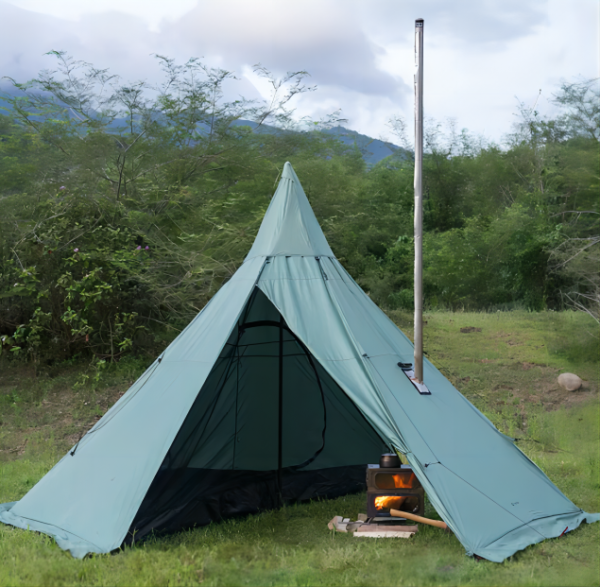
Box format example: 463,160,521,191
0,0,597,144
2,0,198,31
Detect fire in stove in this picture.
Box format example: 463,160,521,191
374,495,408,510
367,463,424,518
373,495,420,513
375,472,416,489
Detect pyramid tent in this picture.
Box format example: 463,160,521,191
1,162,597,562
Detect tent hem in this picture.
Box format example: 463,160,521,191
475,509,600,563
0,501,106,558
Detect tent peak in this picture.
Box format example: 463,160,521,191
280,161,304,183
245,162,334,260
282,161,294,178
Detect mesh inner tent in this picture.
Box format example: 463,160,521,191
128,289,386,541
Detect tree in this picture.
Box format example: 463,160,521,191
0,52,334,360
546,79,600,321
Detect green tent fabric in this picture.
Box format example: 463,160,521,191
1,162,597,562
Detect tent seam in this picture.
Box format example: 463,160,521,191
245,254,336,262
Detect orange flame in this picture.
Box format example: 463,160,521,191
374,495,407,511
376,473,416,489
391,473,416,488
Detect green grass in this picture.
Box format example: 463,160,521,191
0,311,598,586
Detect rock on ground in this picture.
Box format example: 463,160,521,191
557,372,583,391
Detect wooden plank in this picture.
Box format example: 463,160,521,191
354,531,415,539
356,523,418,533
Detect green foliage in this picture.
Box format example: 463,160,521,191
0,191,152,361
1,53,598,362
423,205,564,310
0,52,345,361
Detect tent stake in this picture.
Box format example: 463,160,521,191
414,18,424,383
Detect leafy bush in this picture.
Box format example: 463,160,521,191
0,191,152,361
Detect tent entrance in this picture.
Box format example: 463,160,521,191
238,314,327,487
128,288,386,542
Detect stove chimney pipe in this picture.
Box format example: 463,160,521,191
413,18,424,383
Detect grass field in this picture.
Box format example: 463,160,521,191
1,310,598,586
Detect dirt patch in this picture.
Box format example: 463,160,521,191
541,383,596,411
482,362,598,416
519,376,597,412
493,331,510,339
0,363,130,462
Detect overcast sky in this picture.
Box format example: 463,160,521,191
1,0,598,146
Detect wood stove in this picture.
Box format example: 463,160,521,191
366,463,424,518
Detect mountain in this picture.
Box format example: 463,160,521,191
229,120,407,166
322,126,406,166
0,85,406,166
